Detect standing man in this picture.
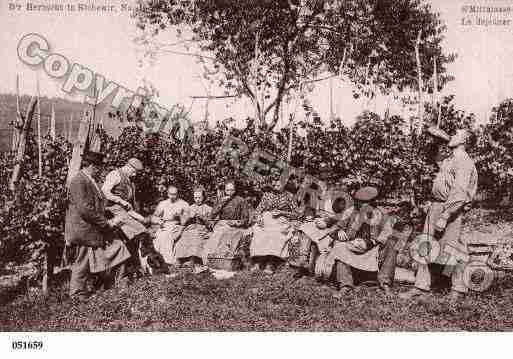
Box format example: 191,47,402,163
400,129,478,303
102,158,149,274
65,151,131,300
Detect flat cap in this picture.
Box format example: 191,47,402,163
353,186,378,202
127,158,143,171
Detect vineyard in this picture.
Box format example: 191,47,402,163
1,93,513,280
0,87,512,332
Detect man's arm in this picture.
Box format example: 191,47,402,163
101,171,130,209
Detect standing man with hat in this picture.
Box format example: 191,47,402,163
65,151,131,299
102,158,148,275
400,128,478,303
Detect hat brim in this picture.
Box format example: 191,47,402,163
426,126,450,142
353,186,378,202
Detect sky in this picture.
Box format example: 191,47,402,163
1,0,513,129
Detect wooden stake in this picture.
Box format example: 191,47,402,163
66,110,92,187
329,77,334,120
287,114,294,164
9,97,37,192
364,59,371,111
415,30,424,133
12,75,22,151
433,57,442,127
36,77,42,177
50,102,56,140
69,113,74,142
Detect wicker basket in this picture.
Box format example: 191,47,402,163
207,256,242,271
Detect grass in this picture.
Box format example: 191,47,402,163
1,267,513,331
1,207,513,331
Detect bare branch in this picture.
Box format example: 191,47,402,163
158,49,217,61
190,95,238,99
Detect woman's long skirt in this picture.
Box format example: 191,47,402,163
153,223,184,265
203,220,245,264
250,212,293,259
174,224,209,262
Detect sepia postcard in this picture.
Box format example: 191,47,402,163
0,0,513,357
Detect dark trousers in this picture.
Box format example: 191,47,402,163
335,236,399,288
69,246,126,297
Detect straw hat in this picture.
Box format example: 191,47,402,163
426,125,450,142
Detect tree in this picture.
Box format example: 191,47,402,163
134,0,454,130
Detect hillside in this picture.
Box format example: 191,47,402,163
0,93,125,151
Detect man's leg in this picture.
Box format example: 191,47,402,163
400,202,440,300
378,237,398,287
69,246,90,297
127,232,148,275
102,262,128,289
445,215,468,300
377,237,399,295
450,261,468,295
308,242,320,276
334,260,354,291
397,262,431,300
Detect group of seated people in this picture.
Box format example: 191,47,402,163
134,175,411,298
66,153,412,299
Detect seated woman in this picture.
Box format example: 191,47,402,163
174,186,212,269
151,185,189,265
251,175,302,274
203,180,250,268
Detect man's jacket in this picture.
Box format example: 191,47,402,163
65,171,110,248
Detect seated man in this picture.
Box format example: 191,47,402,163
102,158,153,276
65,151,131,300
203,180,250,270
323,186,411,297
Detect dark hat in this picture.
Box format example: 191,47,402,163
426,126,450,142
353,186,378,202
82,150,106,165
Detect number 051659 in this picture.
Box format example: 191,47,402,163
11,341,43,350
